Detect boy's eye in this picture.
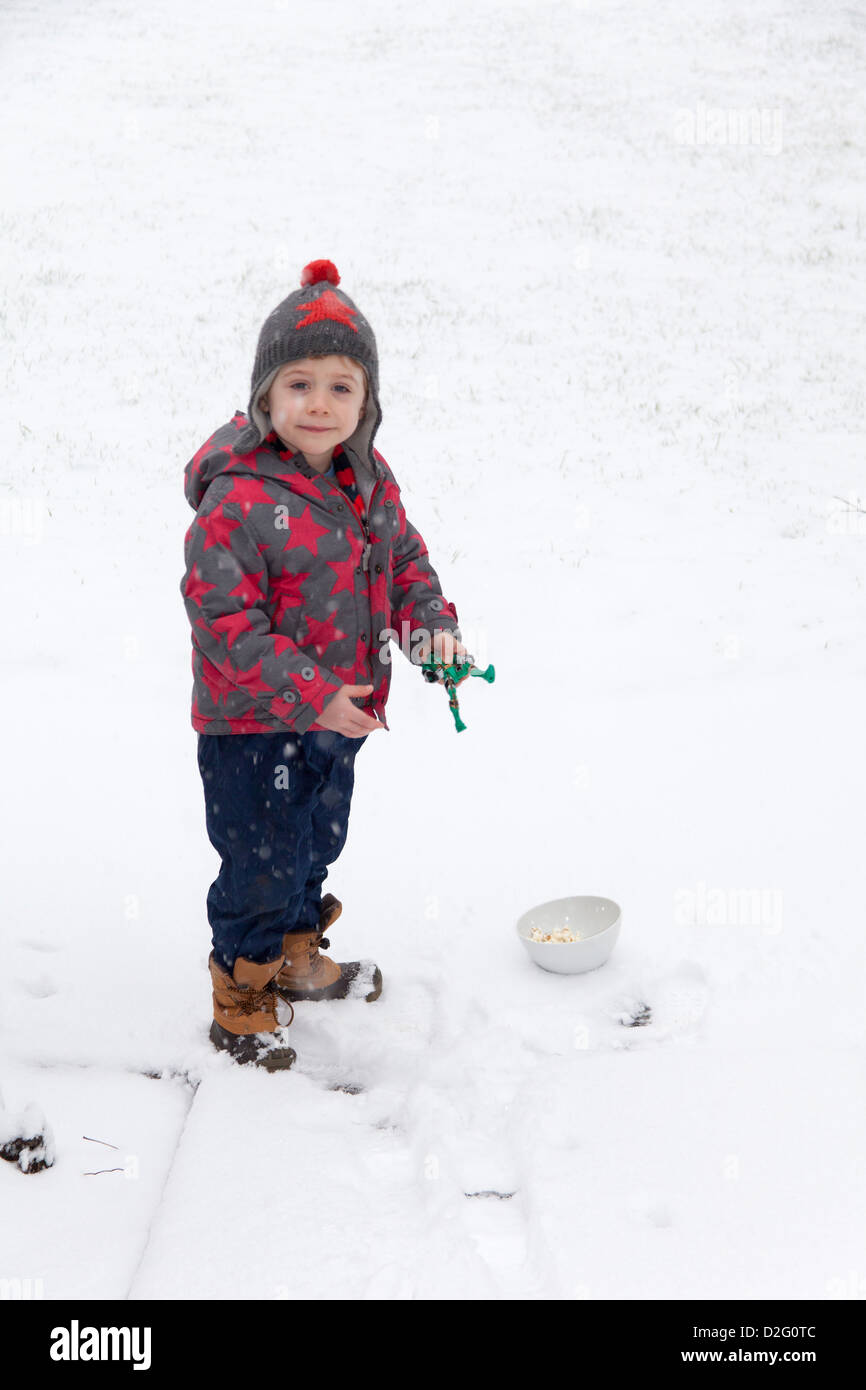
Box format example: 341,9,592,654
286,381,352,392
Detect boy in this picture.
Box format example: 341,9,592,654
180,259,465,1070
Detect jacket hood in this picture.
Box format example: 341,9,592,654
184,411,384,511
184,414,256,510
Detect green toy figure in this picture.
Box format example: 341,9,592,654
420,652,495,731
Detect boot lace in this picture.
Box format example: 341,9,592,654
250,977,295,1027
299,931,329,971
276,927,331,990
238,982,274,1016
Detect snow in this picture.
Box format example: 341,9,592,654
1,0,864,1300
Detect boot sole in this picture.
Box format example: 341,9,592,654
209,1020,297,1071
276,964,383,1004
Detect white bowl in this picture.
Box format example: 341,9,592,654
516,895,622,975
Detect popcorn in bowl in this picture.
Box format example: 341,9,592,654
518,896,622,974
529,925,582,944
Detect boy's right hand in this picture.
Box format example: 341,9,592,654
313,684,384,738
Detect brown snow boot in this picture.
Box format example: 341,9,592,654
208,952,297,1071
275,894,383,1003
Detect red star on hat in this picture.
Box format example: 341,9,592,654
294,289,359,334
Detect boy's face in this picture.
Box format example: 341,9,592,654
259,355,368,467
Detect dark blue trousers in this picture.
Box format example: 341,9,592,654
197,730,367,971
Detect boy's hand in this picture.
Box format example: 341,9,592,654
413,632,468,667
314,684,384,738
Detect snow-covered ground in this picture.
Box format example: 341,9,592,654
1,0,864,1301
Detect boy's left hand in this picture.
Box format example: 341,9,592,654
414,632,469,668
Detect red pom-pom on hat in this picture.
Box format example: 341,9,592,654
300,259,340,288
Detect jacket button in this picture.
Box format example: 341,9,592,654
300,666,316,681
360,632,367,642
384,499,395,508
337,503,344,511
375,563,383,574
355,565,362,575
280,689,297,703
429,598,443,612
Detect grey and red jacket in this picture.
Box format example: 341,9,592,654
180,412,460,735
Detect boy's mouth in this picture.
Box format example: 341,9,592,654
300,425,333,432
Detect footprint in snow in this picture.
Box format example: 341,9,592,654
611,962,710,1045
627,1189,675,1228
18,974,58,999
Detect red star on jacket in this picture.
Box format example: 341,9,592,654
326,560,357,599
184,566,217,608
197,505,242,552
229,568,267,608
272,572,311,627
394,559,434,590
283,505,331,558
294,289,358,333
303,613,348,659
226,714,274,733
230,658,277,695
272,634,301,665
271,569,311,605
328,635,372,686
290,473,323,501
221,477,278,516
209,610,254,650
200,656,230,708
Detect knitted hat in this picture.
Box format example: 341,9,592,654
235,258,382,469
